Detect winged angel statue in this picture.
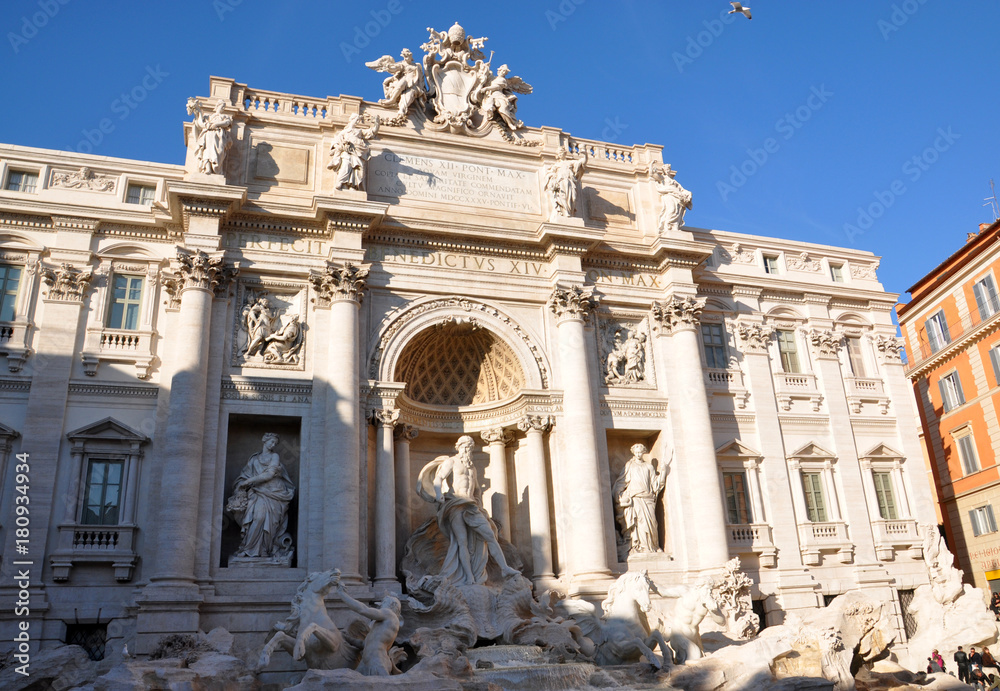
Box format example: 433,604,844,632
365,22,533,137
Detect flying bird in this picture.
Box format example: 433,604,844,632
729,2,752,19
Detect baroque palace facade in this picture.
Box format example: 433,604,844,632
0,25,936,660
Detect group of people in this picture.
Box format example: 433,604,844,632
929,646,1000,689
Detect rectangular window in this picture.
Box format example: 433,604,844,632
990,345,1000,388
845,336,867,377
970,505,998,537
956,432,981,475
938,371,965,412
763,255,780,274
872,471,898,520
925,310,951,353
777,329,801,373
702,323,728,369
802,472,828,522
81,459,124,525
107,276,143,330
5,170,38,193
974,275,1000,321
125,184,155,205
0,264,22,322
830,263,845,283
723,471,752,524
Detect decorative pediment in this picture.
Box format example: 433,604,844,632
67,417,148,446
787,442,836,461
716,439,762,459
859,442,904,461
0,422,20,440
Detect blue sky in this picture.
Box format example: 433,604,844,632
0,1,992,302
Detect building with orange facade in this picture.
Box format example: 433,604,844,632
898,219,1000,590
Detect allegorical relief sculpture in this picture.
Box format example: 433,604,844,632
613,443,669,556
602,320,650,386
543,148,588,221
237,290,305,367
411,436,520,586
50,166,116,192
227,433,295,565
650,162,692,233
187,99,233,176
328,113,380,191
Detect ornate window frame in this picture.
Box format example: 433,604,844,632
716,439,776,567
81,250,165,379
858,443,921,560
0,234,44,373
787,442,852,566
49,418,147,582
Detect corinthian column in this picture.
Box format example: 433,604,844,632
516,415,555,582
310,262,368,580
548,285,612,590
651,295,729,570
481,427,513,540
371,408,400,591
149,250,237,590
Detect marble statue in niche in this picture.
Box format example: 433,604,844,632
543,148,588,221
328,113,381,191
187,99,233,176
613,443,669,555
650,162,692,233
604,326,649,385
227,432,295,564
412,435,520,586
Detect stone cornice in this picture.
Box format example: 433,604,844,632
906,310,1000,379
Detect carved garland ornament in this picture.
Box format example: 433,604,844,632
786,252,820,272
650,295,705,333
161,248,238,300
310,262,369,306
733,322,774,354
41,263,94,302
548,285,598,322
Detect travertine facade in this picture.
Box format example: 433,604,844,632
0,31,935,667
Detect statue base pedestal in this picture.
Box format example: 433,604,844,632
228,553,293,568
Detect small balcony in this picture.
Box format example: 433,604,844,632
0,320,32,372
844,377,891,415
727,523,777,568
773,371,823,412
82,327,156,379
797,521,853,566
705,368,750,410
49,524,138,582
871,518,922,560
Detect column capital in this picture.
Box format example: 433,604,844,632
517,414,553,434
310,261,369,307
870,333,904,365
394,423,419,442
161,248,238,299
370,408,400,428
651,295,705,334
808,329,843,360
41,262,94,302
548,285,598,323
733,321,774,354
481,427,513,446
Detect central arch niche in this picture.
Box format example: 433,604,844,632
394,322,525,406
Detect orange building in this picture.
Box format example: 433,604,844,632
898,220,1000,590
